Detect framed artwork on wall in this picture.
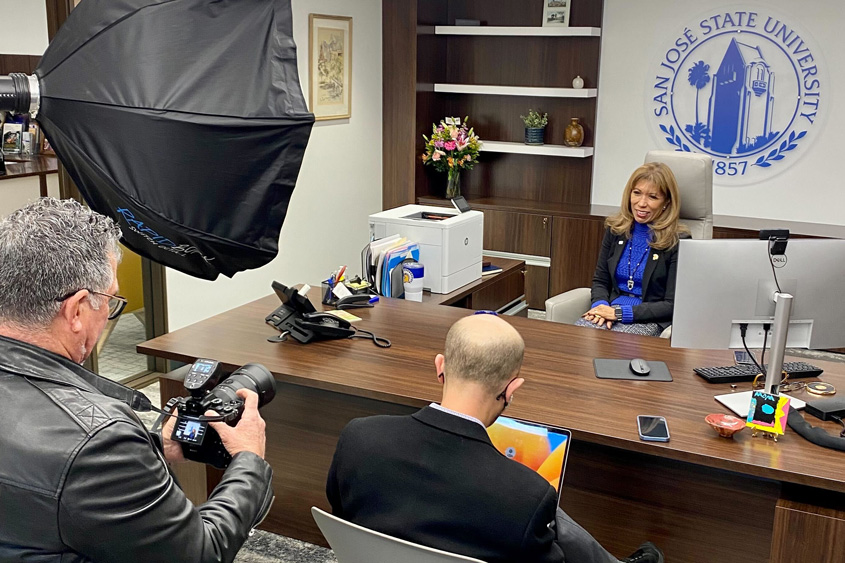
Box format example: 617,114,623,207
542,0,571,27
309,14,352,121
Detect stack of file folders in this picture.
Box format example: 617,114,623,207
362,235,420,298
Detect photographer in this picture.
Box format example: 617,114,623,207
0,198,273,562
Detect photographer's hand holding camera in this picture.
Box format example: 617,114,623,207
162,389,268,463
0,199,274,563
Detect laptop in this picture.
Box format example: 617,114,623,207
487,416,571,499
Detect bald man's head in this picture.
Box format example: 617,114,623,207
443,315,525,392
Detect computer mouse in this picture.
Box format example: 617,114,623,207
629,358,651,376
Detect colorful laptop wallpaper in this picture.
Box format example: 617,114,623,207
487,416,570,491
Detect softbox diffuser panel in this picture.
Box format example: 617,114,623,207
35,0,314,279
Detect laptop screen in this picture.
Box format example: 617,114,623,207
487,416,571,495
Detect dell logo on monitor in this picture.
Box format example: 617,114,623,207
771,255,788,268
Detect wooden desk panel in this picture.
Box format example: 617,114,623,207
141,295,845,561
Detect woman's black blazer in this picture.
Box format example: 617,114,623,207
590,227,690,331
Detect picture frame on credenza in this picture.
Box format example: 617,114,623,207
309,14,352,121
542,0,571,27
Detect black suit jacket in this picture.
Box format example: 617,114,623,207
326,406,564,563
590,227,689,331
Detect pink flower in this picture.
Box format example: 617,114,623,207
432,151,443,161
434,140,444,148
450,127,459,140
444,141,457,151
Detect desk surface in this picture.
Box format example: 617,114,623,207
139,293,845,494
1,154,58,181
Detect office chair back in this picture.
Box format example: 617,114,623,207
644,150,713,239
311,507,486,563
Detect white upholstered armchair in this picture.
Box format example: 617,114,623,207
544,150,713,337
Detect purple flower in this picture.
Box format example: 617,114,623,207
434,140,445,148
444,141,457,151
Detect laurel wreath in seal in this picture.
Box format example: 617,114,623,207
659,124,691,152
660,125,807,169
752,130,806,168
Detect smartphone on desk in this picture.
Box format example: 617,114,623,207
637,415,670,442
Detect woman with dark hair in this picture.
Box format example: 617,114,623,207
575,162,690,336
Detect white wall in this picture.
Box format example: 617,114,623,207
165,0,383,330
594,0,845,226
0,1,49,54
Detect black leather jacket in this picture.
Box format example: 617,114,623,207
0,335,274,562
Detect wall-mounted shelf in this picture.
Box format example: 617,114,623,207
434,26,601,37
434,83,597,98
481,141,593,158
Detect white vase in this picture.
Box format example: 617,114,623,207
572,75,584,89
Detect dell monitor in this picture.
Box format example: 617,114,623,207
671,238,845,391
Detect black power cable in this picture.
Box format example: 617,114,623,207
739,323,766,377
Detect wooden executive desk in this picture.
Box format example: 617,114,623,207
139,295,845,563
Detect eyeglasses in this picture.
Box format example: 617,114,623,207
55,289,128,320
752,373,806,393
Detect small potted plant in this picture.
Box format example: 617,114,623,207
520,109,548,145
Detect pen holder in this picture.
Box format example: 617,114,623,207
321,280,338,306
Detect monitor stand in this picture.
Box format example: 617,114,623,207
765,292,794,395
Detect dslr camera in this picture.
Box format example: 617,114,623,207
169,359,276,469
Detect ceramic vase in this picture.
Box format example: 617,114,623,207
572,75,584,89
564,118,584,147
446,168,461,198
524,127,545,145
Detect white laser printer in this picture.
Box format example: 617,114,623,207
368,204,483,294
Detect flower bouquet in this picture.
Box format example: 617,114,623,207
421,116,482,198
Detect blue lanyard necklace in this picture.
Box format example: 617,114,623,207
626,241,650,291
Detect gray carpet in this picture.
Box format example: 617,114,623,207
235,530,336,563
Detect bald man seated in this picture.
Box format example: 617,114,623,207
326,314,663,563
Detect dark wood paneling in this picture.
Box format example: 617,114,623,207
440,94,597,147
446,36,600,89
713,226,759,239
470,268,524,311
549,215,606,295
0,54,40,74
771,490,845,563
564,441,779,563
482,209,551,256
45,0,74,41
525,264,549,309
382,0,420,209
462,152,593,204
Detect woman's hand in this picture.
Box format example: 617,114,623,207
583,304,615,329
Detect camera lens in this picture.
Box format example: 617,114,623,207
207,363,276,407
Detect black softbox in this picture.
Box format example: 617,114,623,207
0,0,314,279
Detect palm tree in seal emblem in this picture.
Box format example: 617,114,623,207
688,60,711,126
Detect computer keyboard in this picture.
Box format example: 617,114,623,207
694,361,824,384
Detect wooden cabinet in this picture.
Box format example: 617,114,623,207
549,216,606,296
482,209,551,256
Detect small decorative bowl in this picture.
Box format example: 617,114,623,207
705,413,746,438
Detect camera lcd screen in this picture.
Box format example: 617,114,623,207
172,418,206,445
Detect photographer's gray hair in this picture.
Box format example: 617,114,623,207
0,197,122,328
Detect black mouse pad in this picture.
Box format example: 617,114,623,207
594,359,673,382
